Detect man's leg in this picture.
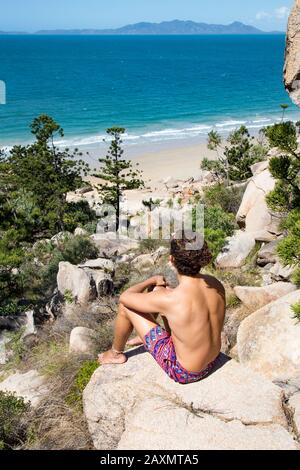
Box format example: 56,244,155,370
126,286,171,347
98,303,159,365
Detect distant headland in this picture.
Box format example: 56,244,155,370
0,20,284,35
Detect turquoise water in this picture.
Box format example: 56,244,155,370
0,34,298,147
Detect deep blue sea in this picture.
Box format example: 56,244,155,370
0,34,299,148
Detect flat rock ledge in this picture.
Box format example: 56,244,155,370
83,349,299,450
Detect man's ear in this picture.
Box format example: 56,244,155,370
169,255,175,265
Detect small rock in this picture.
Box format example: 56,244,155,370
51,231,72,245
132,254,155,273
0,370,47,407
79,258,115,273
257,240,280,266
74,227,89,237
21,310,37,340
69,327,99,355
270,262,295,282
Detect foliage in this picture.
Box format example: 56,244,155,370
0,391,30,450
203,183,245,214
276,210,300,285
292,302,300,321
263,122,300,292
0,115,90,238
192,206,236,261
206,126,267,182
95,127,144,229
263,121,300,212
66,360,99,408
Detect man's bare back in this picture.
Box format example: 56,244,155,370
157,275,225,372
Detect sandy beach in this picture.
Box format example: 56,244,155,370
86,140,218,187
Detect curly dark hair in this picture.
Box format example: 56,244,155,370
170,230,212,276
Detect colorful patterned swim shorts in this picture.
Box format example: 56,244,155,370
143,325,219,385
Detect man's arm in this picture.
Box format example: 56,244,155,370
120,276,169,314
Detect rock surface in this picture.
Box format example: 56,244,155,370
257,240,280,266
83,350,297,450
284,0,300,105
57,262,97,304
132,254,155,273
289,393,300,435
69,327,99,355
215,231,256,268
79,258,115,273
91,232,139,258
270,261,295,282
234,283,297,310
237,290,300,381
236,169,281,239
0,370,48,407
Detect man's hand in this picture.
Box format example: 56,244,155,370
149,275,167,287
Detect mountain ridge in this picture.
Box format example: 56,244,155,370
0,20,284,35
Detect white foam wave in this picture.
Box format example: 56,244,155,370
37,113,300,149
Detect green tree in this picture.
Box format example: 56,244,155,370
280,103,289,122
263,121,300,289
95,127,144,230
204,126,267,182
263,121,300,211
0,115,90,238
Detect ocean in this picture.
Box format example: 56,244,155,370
0,34,298,149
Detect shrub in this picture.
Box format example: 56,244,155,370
276,209,300,286
292,302,300,321
204,183,245,214
0,391,30,450
206,126,267,182
66,360,99,408
204,206,236,235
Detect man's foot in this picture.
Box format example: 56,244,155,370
126,336,144,347
98,349,127,365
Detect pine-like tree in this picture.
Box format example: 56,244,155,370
95,127,144,230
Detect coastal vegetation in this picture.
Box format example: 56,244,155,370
202,125,267,183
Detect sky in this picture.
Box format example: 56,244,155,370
0,0,294,32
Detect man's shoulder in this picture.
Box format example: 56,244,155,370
201,274,225,297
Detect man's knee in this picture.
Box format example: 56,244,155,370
118,302,131,318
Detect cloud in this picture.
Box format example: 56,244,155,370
255,6,290,22
256,11,271,21
275,6,290,19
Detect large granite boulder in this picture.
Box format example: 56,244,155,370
236,170,282,241
234,282,297,311
0,370,48,407
57,262,97,304
237,290,300,381
83,350,297,450
215,231,256,269
284,0,300,105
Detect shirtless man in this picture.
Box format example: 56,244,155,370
99,231,226,384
